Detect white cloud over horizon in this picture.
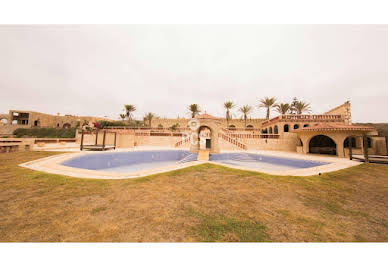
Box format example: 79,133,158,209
0,25,387,122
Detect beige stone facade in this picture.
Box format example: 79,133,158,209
0,110,109,135
3,101,388,157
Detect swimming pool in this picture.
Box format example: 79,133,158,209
61,150,328,174
61,150,198,173
210,152,328,171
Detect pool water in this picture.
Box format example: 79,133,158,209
209,153,327,171
61,150,328,174
61,150,197,173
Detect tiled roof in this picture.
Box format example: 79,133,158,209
195,113,219,119
295,123,375,132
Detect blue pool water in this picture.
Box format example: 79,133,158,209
61,150,328,174
62,150,197,173
210,153,328,171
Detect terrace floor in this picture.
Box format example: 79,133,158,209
0,151,387,242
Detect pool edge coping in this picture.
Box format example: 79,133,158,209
19,149,362,179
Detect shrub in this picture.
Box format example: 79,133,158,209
13,128,76,138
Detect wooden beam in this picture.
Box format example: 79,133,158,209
80,130,84,151
102,130,106,150
114,132,117,150
363,135,369,163
95,129,98,146
348,136,353,160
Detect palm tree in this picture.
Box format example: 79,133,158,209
259,97,277,120
188,104,201,118
119,114,126,121
144,112,155,128
239,105,252,128
294,101,311,114
274,103,291,115
223,101,235,127
124,104,136,122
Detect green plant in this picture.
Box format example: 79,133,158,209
13,128,76,138
259,97,277,120
224,101,235,127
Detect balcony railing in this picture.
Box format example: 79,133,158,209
261,114,343,126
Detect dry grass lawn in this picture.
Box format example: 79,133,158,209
0,151,387,242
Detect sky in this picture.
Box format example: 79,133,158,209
0,24,387,122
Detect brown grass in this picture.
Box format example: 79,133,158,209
0,151,387,242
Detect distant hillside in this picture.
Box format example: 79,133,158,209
355,123,388,137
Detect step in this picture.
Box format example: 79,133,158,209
197,150,210,161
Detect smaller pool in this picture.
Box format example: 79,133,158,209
210,153,328,171
61,150,197,173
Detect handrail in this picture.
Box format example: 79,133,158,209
219,132,247,150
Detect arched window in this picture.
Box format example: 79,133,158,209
262,128,268,134
228,125,236,130
269,127,273,134
283,124,289,132
57,123,60,127
303,124,309,128
309,135,337,155
293,124,299,130
246,125,254,129
274,125,278,134
63,123,71,129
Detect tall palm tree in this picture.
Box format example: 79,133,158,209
223,101,235,127
188,104,201,118
274,103,291,115
124,104,136,122
259,97,277,120
294,101,311,114
144,112,155,128
239,105,252,128
119,114,126,121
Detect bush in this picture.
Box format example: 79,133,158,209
13,128,76,138
97,120,128,128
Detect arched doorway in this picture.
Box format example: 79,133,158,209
228,125,236,130
262,128,268,134
309,135,337,155
246,125,254,129
284,124,289,132
269,127,273,134
274,125,278,134
63,123,71,129
198,126,212,150
189,115,221,154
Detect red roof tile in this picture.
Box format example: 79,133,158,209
195,113,219,119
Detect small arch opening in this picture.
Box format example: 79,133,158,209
309,135,337,155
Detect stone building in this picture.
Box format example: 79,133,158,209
75,101,387,158
0,110,108,136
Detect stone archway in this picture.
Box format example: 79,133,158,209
309,135,337,155
189,115,221,153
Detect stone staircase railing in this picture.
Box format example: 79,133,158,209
219,132,247,150
175,135,191,147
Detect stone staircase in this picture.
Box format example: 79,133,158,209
219,131,247,150
197,150,210,161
